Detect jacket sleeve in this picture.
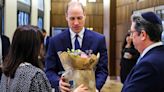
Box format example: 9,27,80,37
45,37,61,89
95,36,108,90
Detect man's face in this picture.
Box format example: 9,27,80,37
130,22,142,53
66,5,86,33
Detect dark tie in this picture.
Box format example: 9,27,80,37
74,34,80,50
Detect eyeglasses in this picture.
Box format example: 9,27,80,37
129,31,137,36
130,28,145,37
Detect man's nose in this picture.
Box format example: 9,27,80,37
74,19,79,25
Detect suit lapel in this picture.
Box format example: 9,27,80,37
81,29,92,51
124,65,136,83
62,29,72,50
61,29,93,51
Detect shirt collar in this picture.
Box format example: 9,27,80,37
69,27,85,39
140,41,163,58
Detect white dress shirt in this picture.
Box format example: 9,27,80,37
69,27,85,50
136,42,163,64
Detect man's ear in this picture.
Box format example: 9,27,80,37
65,13,68,21
83,12,86,19
141,30,147,41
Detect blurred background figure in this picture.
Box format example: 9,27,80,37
0,34,10,80
0,25,51,92
41,29,50,52
37,28,46,69
120,31,140,84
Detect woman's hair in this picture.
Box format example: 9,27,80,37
122,32,134,50
2,25,42,78
34,26,44,44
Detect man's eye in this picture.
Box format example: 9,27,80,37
69,17,75,20
77,17,83,20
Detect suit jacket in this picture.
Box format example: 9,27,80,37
1,35,10,60
0,35,10,79
45,36,50,52
122,45,164,92
45,29,108,91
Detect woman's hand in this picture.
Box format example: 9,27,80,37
59,76,71,92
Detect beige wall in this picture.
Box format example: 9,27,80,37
31,0,38,26
44,0,51,36
4,0,17,42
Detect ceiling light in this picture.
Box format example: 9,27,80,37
88,0,96,2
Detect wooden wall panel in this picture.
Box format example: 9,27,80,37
96,0,103,3
136,1,150,9
85,16,90,26
117,6,127,24
93,16,103,28
158,0,164,5
116,0,121,7
148,0,156,7
86,3,94,15
51,2,64,14
89,15,94,28
116,42,122,59
52,15,61,27
116,7,121,24
61,15,67,27
98,3,103,15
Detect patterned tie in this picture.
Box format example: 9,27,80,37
74,34,80,50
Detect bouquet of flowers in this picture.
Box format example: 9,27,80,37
58,49,100,92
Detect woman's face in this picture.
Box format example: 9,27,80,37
126,35,132,44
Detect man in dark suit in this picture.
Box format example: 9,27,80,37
42,29,50,52
45,1,108,92
0,35,10,79
122,12,164,92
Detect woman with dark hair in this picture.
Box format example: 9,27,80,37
36,27,46,69
120,32,140,84
0,25,51,92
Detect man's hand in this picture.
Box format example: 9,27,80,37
59,76,71,92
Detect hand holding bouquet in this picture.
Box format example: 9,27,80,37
58,49,99,92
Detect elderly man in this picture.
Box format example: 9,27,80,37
121,12,164,92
